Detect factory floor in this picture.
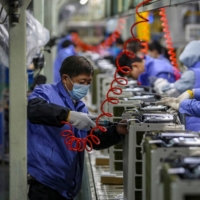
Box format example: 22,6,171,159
0,162,9,200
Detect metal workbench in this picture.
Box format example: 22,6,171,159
81,151,124,200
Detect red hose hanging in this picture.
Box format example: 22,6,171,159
159,8,180,80
61,0,151,152
71,19,126,52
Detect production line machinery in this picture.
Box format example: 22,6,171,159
122,104,185,200
142,131,200,200
161,155,200,200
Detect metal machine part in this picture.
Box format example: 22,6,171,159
122,106,185,200
122,87,145,92
143,130,200,200
161,156,200,200
126,95,156,102
141,105,167,111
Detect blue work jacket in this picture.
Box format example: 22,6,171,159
138,56,177,86
28,81,88,199
57,35,72,53
180,88,200,131
182,61,200,131
54,45,76,83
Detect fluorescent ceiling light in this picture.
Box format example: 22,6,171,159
80,0,88,5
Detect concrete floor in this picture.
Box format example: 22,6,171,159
0,163,9,200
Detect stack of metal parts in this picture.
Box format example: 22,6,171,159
161,154,200,200
142,131,200,200
122,105,185,200
101,90,162,184
107,87,162,174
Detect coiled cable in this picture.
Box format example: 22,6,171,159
61,0,151,152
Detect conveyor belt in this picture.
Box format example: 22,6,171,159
88,151,124,200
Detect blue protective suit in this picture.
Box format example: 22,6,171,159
158,55,170,63
177,41,200,131
57,35,72,53
179,88,200,131
54,45,76,83
27,81,123,198
178,62,200,131
108,46,122,58
28,81,88,199
138,55,177,86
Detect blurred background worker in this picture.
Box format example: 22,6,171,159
108,37,124,59
155,40,200,131
157,89,200,131
27,56,128,200
148,40,170,62
154,40,200,97
118,53,178,86
53,40,82,83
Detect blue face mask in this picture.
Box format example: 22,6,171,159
66,77,90,101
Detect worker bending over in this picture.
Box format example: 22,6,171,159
154,41,200,131
154,40,200,96
118,53,179,86
27,56,127,200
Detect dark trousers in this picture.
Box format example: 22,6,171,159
28,180,73,200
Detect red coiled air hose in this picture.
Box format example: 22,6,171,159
61,0,151,152
71,19,126,52
159,8,180,80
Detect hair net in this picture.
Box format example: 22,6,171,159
179,40,200,68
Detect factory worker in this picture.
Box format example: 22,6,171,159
154,40,200,96
54,40,82,83
118,53,178,86
28,56,127,200
157,89,200,131
57,29,79,53
109,37,124,58
148,40,170,63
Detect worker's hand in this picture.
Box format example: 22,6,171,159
116,120,128,135
153,78,169,94
156,90,194,110
156,97,180,110
178,90,194,101
68,111,97,130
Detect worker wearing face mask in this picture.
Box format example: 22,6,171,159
27,56,127,200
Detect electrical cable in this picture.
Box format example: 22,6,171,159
159,8,181,80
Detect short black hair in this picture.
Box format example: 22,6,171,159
116,37,124,45
60,56,94,78
117,54,143,76
127,40,144,53
148,40,163,54
61,40,76,49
